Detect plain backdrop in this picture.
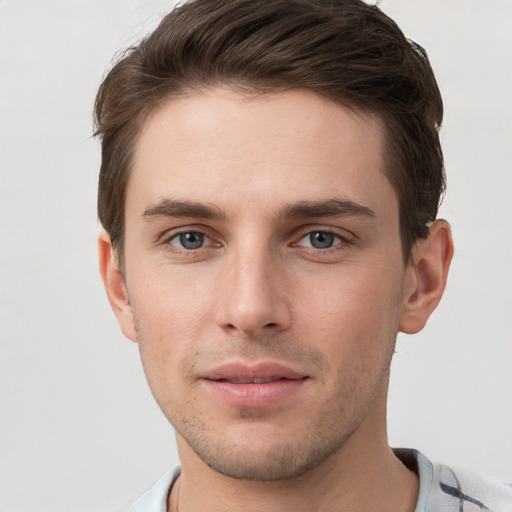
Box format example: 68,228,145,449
1,1,511,511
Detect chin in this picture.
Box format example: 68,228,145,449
178,419,357,481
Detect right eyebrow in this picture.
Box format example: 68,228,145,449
142,199,226,221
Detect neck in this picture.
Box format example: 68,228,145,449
169,426,418,512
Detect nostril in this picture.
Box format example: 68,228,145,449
265,323,277,328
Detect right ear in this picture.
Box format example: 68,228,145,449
98,230,137,342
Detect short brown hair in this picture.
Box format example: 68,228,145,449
94,0,444,264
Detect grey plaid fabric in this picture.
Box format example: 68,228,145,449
396,449,512,512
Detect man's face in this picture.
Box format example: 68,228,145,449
118,88,415,480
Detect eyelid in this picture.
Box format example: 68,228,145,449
296,231,343,248
169,231,212,249
291,226,354,246
157,224,355,254
159,225,220,249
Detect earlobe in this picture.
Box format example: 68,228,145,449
98,230,137,342
399,220,454,334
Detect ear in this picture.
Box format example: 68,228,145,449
98,230,137,342
399,220,454,334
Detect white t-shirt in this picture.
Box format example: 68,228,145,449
126,449,512,512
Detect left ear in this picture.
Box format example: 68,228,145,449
399,220,454,334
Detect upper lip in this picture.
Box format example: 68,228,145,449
202,362,307,382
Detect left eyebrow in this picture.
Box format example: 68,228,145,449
278,199,376,220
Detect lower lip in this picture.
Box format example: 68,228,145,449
202,378,308,408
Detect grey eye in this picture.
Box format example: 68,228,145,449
309,231,335,249
176,232,205,250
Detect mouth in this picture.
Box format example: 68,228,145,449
201,362,309,408
215,377,297,384
203,361,307,381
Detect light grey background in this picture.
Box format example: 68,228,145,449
1,1,511,511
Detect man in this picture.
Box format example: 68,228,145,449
94,1,512,511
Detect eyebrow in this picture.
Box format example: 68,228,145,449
142,198,376,222
278,199,376,220
143,199,226,221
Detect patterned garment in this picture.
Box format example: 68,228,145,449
126,449,512,512
395,449,512,512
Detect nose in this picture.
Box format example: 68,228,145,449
215,247,291,337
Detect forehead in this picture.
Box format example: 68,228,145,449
128,88,396,220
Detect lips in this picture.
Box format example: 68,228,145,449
203,361,306,381
219,377,285,384
201,362,308,408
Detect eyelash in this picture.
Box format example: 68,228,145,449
161,229,217,253
159,227,354,255
294,230,351,251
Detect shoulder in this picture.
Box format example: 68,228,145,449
427,462,512,512
126,467,181,512
395,448,512,512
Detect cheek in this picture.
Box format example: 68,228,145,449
129,261,215,331
305,263,402,316
297,262,404,355
128,271,214,390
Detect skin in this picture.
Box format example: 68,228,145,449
99,88,453,512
